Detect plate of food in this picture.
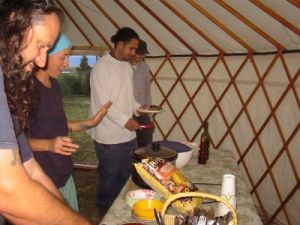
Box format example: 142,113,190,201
137,105,163,114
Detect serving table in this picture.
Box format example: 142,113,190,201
100,148,263,225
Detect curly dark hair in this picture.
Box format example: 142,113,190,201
0,0,63,132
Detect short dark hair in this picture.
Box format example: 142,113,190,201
0,0,64,131
110,27,139,45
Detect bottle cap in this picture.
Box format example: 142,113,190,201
204,121,209,130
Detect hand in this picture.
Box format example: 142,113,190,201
49,136,79,156
124,118,140,131
140,122,155,130
90,101,112,126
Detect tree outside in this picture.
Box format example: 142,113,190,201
76,55,91,74
58,55,93,96
77,56,92,96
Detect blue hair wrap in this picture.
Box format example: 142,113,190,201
48,33,72,56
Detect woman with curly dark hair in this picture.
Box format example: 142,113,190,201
0,0,90,224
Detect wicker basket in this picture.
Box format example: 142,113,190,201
161,192,238,225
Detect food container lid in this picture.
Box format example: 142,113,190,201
132,143,177,161
154,140,192,153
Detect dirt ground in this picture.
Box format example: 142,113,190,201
73,169,103,225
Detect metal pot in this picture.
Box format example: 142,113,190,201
131,143,178,188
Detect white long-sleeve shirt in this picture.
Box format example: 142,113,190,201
87,53,140,144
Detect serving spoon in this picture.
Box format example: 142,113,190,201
154,208,165,225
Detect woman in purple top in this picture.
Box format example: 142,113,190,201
29,33,111,211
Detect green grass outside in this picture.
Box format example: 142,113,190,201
63,96,101,224
63,96,97,165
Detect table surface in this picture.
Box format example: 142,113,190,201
100,148,263,225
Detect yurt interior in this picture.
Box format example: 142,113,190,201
56,1,299,225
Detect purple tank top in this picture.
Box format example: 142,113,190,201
30,77,73,188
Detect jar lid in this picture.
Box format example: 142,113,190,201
132,143,177,161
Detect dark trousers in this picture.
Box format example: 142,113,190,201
134,115,154,147
94,139,138,208
0,215,4,225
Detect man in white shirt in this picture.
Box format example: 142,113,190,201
88,27,141,211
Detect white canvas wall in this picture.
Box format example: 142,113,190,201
147,53,300,224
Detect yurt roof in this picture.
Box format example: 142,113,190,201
57,0,300,55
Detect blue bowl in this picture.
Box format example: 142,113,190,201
153,140,192,153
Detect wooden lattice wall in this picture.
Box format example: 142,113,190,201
148,52,299,225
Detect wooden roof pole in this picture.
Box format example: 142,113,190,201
136,0,196,54
160,0,223,54
215,0,285,51
286,0,300,9
72,46,107,52
56,0,93,46
70,0,112,49
250,0,300,36
185,0,253,53
114,0,169,54
91,0,120,30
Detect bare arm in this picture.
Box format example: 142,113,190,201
0,150,90,225
29,137,78,156
29,101,111,155
23,157,63,200
68,101,112,132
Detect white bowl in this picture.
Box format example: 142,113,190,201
153,141,194,169
175,149,193,168
125,189,163,208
